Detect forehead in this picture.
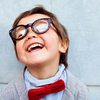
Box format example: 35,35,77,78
18,14,50,25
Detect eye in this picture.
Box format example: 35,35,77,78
12,26,26,39
33,19,49,33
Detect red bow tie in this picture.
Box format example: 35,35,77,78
28,79,65,100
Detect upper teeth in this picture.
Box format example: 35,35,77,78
27,43,43,52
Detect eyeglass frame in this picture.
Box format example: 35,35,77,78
9,18,57,42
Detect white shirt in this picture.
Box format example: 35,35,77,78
24,64,67,100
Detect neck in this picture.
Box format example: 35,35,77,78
26,63,59,80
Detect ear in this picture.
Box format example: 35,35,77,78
59,39,68,53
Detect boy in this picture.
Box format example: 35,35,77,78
0,6,88,100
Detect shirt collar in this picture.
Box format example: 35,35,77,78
24,64,66,90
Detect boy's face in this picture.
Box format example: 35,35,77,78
16,14,67,67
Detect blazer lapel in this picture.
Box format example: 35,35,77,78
62,89,74,100
62,70,74,100
14,72,28,100
20,91,28,100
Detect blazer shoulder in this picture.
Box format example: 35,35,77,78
65,70,88,100
0,72,27,100
0,80,19,100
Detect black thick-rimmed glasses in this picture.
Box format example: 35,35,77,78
9,18,55,41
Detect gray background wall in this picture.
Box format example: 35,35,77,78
0,0,100,99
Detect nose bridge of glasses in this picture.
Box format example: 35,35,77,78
25,23,32,29
25,23,34,33
25,23,38,39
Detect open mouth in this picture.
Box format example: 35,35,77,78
27,43,44,52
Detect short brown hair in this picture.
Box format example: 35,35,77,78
11,6,69,68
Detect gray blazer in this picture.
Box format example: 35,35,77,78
0,69,88,100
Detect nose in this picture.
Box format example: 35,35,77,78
26,27,38,40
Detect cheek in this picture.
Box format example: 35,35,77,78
16,44,27,64
16,42,25,58
16,43,21,52
45,35,60,51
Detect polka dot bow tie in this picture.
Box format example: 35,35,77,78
28,79,65,100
